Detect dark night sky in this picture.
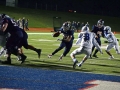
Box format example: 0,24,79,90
17,0,120,16
0,0,120,17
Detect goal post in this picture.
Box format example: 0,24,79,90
53,16,62,32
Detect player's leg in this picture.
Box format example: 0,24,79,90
48,41,65,58
105,43,114,59
90,45,95,58
22,31,42,58
92,40,101,58
29,45,42,58
77,48,91,67
0,35,7,57
59,41,73,60
114,41,120,54
1,53,11,64
70,47,83,69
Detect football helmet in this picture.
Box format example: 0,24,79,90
97,19,104,28
81,26,89,32
62,22,70,31
97,19,104,25
0,13,10,19
104,26,111,33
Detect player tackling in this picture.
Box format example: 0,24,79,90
70,25,103,69
104,26,120,59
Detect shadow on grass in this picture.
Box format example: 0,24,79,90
1,59,94,73
1,58,120,75
88,63,120,68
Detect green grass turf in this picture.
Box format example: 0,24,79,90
0,5,120,31
0,32,120,76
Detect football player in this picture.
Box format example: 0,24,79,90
90,19,104,58
0,13,26,64
18,28,42,60
104,26,120,59
48,22,74,60
70,25,103,69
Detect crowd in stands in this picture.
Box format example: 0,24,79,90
14,17,29,31
65,21,89,32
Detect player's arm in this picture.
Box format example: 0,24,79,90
0,23,8,32
76,38,82,45
75,33,82,45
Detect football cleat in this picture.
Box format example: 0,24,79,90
1,58,11,64
36,49,42,59
108,56,114,60
48,54,52,58
92,55,98,58
58,56,63,61
1,60,11,64
17,55,22,61
20,55,27,64
73,60,78,69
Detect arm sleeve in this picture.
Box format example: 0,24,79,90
76,38,82,45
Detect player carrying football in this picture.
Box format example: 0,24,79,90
48,22,74,60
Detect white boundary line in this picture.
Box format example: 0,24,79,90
27,33,120,35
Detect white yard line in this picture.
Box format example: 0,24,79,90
27,32,120,35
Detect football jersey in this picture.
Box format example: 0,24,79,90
104,31,117,43
1,17,20,35
60,28,74,41
76,31,100,49
91,25,104,38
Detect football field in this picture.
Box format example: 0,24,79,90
0,32,120,90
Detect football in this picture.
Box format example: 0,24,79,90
52,32,60,37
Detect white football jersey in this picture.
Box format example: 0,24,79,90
104,32,117,43
76,31,101,50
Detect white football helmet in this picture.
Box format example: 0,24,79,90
81,26,89,32
104,26,111,33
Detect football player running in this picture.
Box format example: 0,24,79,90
70,25,103,69
48,22,74,60
104,26,120,59
90,19,104,58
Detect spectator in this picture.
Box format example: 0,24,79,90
22,17,25,30
25,19,29,30
76,22,81,32
85,22,89,27
81,22,85,29
17,18,22,29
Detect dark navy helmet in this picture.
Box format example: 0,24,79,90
62,22,71,31
97,19,104,25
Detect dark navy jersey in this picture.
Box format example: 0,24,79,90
2,17,20,34
91,25,104,38
60,29,74,41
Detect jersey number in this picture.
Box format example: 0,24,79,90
84,33,90,41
